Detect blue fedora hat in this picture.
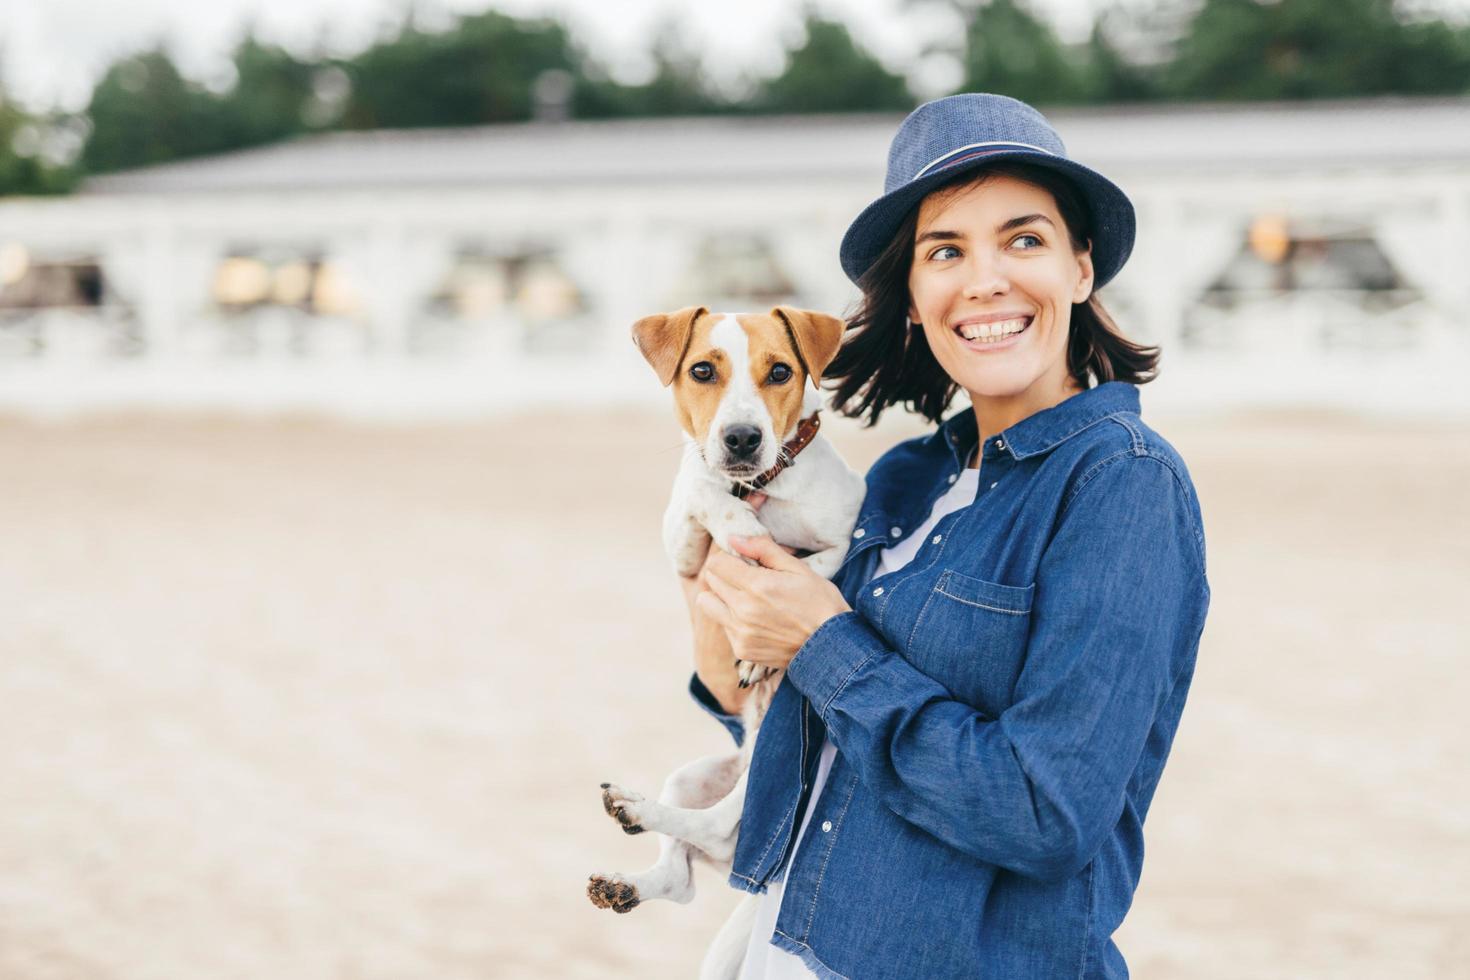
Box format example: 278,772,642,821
840,93,1135,289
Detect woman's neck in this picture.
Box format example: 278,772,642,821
968,377,1084,466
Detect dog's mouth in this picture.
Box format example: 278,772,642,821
719,461,764,481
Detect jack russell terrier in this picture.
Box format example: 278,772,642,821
587,305,865,979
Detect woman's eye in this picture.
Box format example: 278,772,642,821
930,245,961,261
767,363,793,384
1011,233,1044,250
689,361,715,382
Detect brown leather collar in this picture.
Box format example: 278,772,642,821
731,412,821,500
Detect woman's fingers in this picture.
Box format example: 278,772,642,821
701,557,748,612
730,534,804,571
704,546,760,589
694,589,733,628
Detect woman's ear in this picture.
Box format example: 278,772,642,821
1073,249,1095,304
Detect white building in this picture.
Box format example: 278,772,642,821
2,97,1468,418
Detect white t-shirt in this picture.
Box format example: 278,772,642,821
739,465,981,979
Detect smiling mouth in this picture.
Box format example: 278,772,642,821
953,316,1032,344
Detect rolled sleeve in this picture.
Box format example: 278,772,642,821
782,454,1208,880
688,673,745,747
786,611,888,714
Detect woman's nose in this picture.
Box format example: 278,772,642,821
962,255,1009,299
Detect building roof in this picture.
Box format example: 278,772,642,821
83,97,1470,195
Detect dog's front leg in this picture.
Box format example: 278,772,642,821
690,483,768,559
800,542,850,580
666,506,713,578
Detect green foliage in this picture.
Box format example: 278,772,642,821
1081,19,1160,103
81,50,230,174
338,11,579,128
215,38,317,143
1165,0,1470,100
751,15,915,113
573,29,729,118
23,0,1470,194
956,0,1090,105
0,95,77,196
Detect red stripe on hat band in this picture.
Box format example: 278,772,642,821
933,146,1034,174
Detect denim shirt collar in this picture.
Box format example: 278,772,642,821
932,381,1141,464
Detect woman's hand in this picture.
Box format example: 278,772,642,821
696,535,852,671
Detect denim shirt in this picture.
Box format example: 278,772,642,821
692,382,1210,980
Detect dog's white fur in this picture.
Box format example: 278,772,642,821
588,308,864,979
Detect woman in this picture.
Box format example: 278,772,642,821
686,94,1209,979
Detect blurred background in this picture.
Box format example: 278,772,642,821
1,0,1467,977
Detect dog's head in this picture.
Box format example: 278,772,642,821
632,306,845,480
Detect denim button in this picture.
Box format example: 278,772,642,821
852,528,865,539
872,586,884,597
821,820,832,833
889,526,901,538
996,438,1006,450
947,474,957,484
931,534,942,544
990,482,998,490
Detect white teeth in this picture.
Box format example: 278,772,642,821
956,317,1029,342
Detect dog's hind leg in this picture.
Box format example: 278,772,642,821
602,767,749,865
589,752,744,913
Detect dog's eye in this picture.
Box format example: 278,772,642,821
689,361,716,383
767,363,793,384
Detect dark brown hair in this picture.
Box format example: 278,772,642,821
826,161,1159,427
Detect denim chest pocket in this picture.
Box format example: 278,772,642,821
903,570,1035,715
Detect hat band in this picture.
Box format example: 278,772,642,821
911,140,1056,181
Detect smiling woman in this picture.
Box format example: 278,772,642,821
827,159,1159,430
684,94,1209,980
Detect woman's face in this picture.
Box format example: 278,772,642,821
907,173,1094,409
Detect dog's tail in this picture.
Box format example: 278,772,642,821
699,893,759,980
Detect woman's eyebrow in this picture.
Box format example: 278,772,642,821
998,213,1055,234
915,229,963,245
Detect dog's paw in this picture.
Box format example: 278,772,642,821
736,660,771,688
801,546,846,581
710,507,768,555
587,873,641,914
600,782,646,835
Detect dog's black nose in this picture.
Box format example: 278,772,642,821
723,425,763,459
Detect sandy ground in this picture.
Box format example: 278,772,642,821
0,405,1466,980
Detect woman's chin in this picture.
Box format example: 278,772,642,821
955,366,1043,403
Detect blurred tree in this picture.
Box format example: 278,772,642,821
61,0,1470,185
1081,10,1162,102
0,93,76,195
338,10,579,128
574,24,728,118
81,49,227,173
951,0,1091,104
751,14,915,113
1165,0,1470,99
214,37,316,144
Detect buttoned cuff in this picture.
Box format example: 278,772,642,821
786,611,887,721
688,673,745,747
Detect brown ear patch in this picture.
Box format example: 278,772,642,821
771,307,846,389
632,306,708,386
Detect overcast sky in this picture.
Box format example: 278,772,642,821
5,0,1470,112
